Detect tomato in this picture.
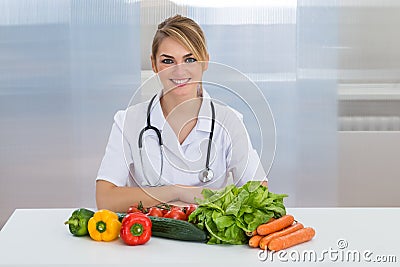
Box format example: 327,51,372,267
146,207,163,217
127,206,142,214
161,209,169,216
163,209,187,220
184,204,197,217
127,201,146,214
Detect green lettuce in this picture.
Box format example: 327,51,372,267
188,181,288,245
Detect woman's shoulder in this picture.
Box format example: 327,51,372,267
112,101,149,125
212,101,244,122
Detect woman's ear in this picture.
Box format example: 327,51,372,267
151,55,158,73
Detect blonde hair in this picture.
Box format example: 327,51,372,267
151,15,208,69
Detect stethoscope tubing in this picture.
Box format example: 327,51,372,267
138,94,215,186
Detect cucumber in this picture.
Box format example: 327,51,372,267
116,213,208,242
149,216,208,242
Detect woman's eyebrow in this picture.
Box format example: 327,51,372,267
160,54,174,58
160,53,193,59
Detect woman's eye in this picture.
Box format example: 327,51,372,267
161,59,174,64
185,57,197,63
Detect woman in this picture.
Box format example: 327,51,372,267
96,15,266,212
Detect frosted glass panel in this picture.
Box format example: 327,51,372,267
0,0,140,227
294,1,338,205
187,1,338,206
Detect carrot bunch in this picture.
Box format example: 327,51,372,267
248,215,315,251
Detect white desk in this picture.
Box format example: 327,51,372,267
0,208,399,267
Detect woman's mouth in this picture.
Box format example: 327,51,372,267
170,78,191,87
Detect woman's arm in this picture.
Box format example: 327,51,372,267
97,179,268,213
96,180,177,212
96,180,204,212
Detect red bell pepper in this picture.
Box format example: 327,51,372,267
120,213,152,246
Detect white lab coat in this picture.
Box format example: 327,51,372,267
96,90,266,189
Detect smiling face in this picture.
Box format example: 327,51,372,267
152,37,208,99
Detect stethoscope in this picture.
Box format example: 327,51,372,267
138,94,215,186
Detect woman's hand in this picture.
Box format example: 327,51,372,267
174,184,205,204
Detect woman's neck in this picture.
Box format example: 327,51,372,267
160,90,201,118
160,92,202,144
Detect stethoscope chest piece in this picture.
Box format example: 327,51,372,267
199,168,214,183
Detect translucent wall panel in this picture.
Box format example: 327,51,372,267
337,0,400,132
294,1,338,206
70,0,141,205
187,1,338,206
336,0,400,83
0,0,140,227
0,0,74,226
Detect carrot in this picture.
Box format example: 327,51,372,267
268,227,315,251
259,222,304,250
248,235,264,248
256,215,295,236
246,217,276,237
245,230,258,237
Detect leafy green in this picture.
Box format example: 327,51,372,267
188,181,288,245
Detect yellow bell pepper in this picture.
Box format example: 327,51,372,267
88,209,121,241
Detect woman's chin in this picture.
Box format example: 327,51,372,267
163,84,197,97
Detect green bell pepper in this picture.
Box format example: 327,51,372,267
64,208,95,236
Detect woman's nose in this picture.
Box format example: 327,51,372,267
171,63,187,76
